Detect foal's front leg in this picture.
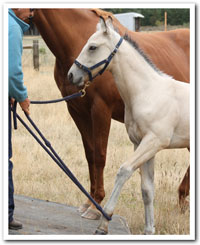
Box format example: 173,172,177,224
95,133,167,235
140,158,155,234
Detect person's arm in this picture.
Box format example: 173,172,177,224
9,24,30,114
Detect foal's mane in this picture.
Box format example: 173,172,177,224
123,33,170,78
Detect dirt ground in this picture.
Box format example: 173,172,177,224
8,195,131,237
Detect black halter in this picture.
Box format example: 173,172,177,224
74,36,123,81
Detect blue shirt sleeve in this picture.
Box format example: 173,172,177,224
9,23,28,102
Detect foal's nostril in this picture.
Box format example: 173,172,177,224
68,72,73,83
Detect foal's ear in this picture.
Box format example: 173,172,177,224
97,17,108,33
105,17,114,30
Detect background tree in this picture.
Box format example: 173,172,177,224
103,8,190,26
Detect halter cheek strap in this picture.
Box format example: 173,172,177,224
74,36,123,81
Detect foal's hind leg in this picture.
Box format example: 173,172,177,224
140,158,155,234
95,134,167,234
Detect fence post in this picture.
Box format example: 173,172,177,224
33,40,39,70
164,11,167,31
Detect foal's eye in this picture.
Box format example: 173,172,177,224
89,46,97,51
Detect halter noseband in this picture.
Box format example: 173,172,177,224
74,36,123,82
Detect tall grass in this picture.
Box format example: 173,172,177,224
11,36,190,235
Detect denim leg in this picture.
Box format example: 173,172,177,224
9,101,14,223
9,160,14,223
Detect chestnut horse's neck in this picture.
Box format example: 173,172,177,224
33,9,99,64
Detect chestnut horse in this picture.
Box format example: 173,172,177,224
33,8,190,219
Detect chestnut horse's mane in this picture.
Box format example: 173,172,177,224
91,8,114,20
91,8,123,30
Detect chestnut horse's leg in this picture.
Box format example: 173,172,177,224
67,105,96,210
178,147,190,209
82,98,112,219
178,166,190,208
54,63,97,215
55,62,112,219
67,97,112,220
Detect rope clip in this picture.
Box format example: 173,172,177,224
80,81,91,97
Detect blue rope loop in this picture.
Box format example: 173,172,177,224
11,101,111,221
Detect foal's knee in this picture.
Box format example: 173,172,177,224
116,165,133,182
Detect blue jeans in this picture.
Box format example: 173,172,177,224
9,100,14,223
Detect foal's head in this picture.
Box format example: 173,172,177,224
68,17,120,86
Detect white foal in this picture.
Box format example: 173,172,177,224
68,17,190,235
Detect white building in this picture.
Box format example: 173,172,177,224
114,12,144,31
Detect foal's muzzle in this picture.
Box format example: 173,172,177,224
68,71,84,86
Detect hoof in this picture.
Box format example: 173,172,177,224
81,207,101,220
78,203,90,214
144,227,155,235
94,228,108,235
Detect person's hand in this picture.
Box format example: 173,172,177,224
10,98,15,107
19,98,30,115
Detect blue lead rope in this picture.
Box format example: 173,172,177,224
30,90,83,104
11,99,111,221
12,91,84,129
